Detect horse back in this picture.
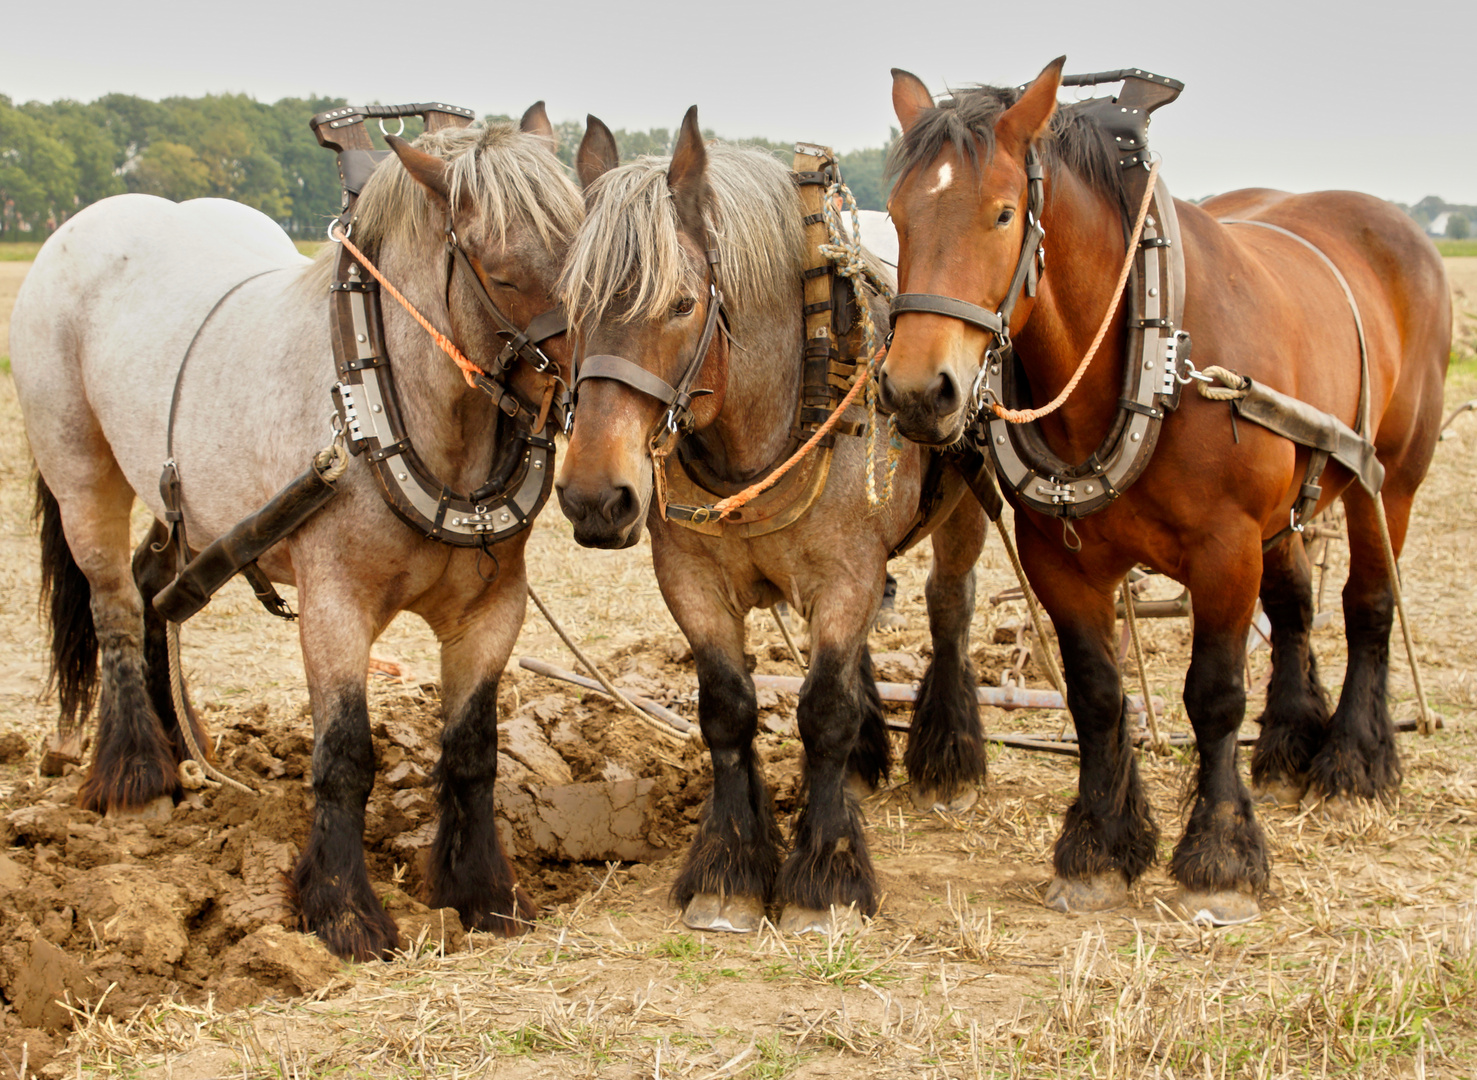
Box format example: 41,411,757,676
1175,188,1449,455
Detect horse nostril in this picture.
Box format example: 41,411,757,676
598,484,639,527
930,369,961,414
876,369,898,414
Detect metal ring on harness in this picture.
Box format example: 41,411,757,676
379,116,406,139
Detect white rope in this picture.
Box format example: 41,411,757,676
167,621,256,794
526,583,691,746
819,182,902,509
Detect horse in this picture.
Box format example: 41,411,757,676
553,108,989,932
879,59,1450,923
10,106,585,959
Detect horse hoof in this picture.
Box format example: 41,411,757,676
1044,873,1128,913
1171,888,1259,927
1301,791,1357,820
909,784,979,814
106,795,174,822
682,892,764,933
1251,775,1305,806
777,904,862,936
873,609,907,632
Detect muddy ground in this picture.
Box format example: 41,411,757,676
0,260,1474,1078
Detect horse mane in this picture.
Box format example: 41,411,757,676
886,85,1131,227
305,121,583,284
559,143,807,329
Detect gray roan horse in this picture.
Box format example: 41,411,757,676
556,108,988,931
11,108,583,959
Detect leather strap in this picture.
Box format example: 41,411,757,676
1219,219,1371,437
577,354,682,405
889,293,1006,337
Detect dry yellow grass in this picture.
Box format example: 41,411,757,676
2,261,1475,1078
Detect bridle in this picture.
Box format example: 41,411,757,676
572,243,726,450
442,235,571,431
887,145,1046,415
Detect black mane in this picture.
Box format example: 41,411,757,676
886,85,1131,227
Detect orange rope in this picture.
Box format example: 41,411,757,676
991,158,1161,424
334,228,482,389
709,349,883,520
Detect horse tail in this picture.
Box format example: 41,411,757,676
34,472,98,732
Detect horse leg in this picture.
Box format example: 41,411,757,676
777,590,882,932
422,563,534,935
35,467,181,814
846,647,892,797
131,521,212,769
905,494,987,812
289,585,398,960
1249,536,1330,803
1027,549,1157,913
1307,484,1406,801
1170,554,1270,924
672,606,782,933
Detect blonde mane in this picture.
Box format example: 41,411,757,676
307,121,582,282
559,143,806,329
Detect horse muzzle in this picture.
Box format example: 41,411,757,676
555,477,647,549
877,361,970,447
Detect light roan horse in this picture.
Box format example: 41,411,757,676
555,109,988,931
11,108,584,958
879,60,1450,922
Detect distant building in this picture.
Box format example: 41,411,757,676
1427,212,1450,237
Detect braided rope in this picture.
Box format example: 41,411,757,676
334,228,482,389
820,182,902,508
1197,364,1250,401
991,159,1161,424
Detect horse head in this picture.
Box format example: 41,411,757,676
880,58,1064,446
368,103,583,416
556,106,731,548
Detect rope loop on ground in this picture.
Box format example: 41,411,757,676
166,621,257,795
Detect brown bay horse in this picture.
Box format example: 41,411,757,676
555,109,988,931
880,60,1450,922
13,108,584,958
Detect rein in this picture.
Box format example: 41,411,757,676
988,158,1160,424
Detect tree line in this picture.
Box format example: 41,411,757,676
0,91,897,242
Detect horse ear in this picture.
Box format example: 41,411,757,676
520,101,556,148
891,69,933,134
666,105,709,238
386,134,461,214
577,115,620,190
995,56,1066,152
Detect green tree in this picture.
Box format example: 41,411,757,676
132,141,211,202
0,95,79,238
1448,213,1471,240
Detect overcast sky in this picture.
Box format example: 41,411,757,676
4,0,1474,204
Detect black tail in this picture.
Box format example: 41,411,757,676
34,473,97,732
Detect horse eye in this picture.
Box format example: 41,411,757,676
673,297,696,316
996,208,1016,227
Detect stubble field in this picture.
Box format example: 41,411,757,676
0,259,1474,1079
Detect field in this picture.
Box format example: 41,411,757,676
0,259,1474,1079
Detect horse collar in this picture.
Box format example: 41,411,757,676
979,174,1189,520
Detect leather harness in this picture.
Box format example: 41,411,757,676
888,68,1382,551
151,101,566,623
319,103,565,547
